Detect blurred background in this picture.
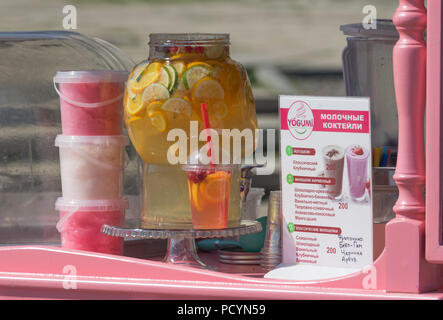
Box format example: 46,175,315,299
0,0,398,231
0,0,397,71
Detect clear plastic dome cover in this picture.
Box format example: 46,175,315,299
0,31,140,245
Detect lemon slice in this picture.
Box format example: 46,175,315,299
142,83,170,103
171,61,186,77
183,65,213,90
131,61,149,81
125,87,144,116
191,77,224,102
161,97,192,118
186,61,213,69
149,111,167,132
210,101,229,119
130,62,162,93
146,101,163,117
199,171,231,203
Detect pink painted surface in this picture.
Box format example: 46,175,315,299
426,0,443,263
0,224,392,299
0,245,442,300
387,0,443,293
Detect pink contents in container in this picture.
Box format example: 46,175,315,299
54,70,128,136
55,198,128,255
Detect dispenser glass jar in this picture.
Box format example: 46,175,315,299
124,33,257,229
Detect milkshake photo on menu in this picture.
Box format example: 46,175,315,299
346,145,370,202
322,145,345,200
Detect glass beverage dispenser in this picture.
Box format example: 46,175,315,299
124,33,257,229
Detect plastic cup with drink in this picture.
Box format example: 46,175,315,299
182,103,233,229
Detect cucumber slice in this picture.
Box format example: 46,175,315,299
163,64,178,93
183,65,213,90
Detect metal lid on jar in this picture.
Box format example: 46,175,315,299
218,248,262,265
149,33,230,46
340,19,399,39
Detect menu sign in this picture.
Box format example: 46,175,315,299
280,96,373,269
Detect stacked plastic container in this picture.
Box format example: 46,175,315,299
54,71,129,255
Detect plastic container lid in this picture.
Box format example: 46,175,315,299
340,19,398,39
55,197,129,212
55,135,129,147
54,70,128,84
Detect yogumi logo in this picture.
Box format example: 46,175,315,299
287,101,314,140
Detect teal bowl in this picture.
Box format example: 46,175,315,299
239,216,267,252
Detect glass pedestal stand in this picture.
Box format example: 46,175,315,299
102,220,261,269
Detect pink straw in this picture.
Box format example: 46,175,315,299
200,103,216,166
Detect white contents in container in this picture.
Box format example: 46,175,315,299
55,135,128,200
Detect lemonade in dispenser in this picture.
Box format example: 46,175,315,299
124,33,258,229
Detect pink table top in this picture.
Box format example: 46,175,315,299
0,245,442,300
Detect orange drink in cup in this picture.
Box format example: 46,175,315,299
184,165,232,229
